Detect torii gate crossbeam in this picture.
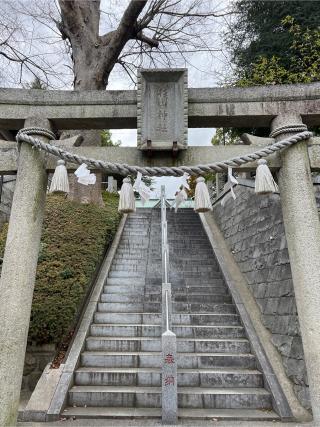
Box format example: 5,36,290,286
0,81,320,426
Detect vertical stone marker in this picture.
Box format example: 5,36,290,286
137,68,188,151
162,330,178,425
0,118,51,426
274,113,320,423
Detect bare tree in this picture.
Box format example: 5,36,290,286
1,0,231,203
57,0,229,90
1,0,230,88
0,0,71,87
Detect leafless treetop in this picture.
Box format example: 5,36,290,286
0,0,232,89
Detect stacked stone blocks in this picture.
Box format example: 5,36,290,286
213,185,316,409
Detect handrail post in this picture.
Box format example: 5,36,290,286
160,185,177,425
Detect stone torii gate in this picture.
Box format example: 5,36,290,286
1,71,320,425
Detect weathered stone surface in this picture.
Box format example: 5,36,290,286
0,177,15,228
137,69,187,150
23,354,37,376
22,345,56,392
23,363,64,422
161,330,178,424
271,335,293,358
0,81,320,129
294,385,311,411
213,184,311,410
283,357,308,385
274,114,320,422
0,118,51,427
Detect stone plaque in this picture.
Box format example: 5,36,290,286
137,69,188,151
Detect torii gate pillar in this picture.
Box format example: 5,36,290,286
0,118,51,426
273,114,320,422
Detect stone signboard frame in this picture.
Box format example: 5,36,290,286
137,68,188,151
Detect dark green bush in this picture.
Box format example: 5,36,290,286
0,192,121,345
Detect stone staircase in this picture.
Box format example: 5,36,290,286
62,209,279,421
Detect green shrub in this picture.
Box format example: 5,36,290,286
0,192,121,345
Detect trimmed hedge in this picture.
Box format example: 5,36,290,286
0,192,121,345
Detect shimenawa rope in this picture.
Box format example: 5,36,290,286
16,126,312,177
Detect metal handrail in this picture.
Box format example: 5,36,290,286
160,185,177,425
161,186,170,286
165,288,170,332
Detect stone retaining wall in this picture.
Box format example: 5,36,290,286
213,184,319,410
22,345,56,392
0,177,15,229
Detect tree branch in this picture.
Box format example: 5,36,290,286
100,1,148,80
135,31,159,48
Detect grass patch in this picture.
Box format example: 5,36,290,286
0,192,121,345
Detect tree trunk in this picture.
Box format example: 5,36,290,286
57,0,149,205
61,75,105,206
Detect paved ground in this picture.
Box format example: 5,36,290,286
18,420,316,427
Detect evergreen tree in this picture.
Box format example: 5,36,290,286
212,2,320,145
227,1,320,80
100,130,121,147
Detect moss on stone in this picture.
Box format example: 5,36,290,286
0,192,121,345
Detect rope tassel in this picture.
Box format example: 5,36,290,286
118,177,136,214
194,177,212,213
255,159,279,195
49,160,69,194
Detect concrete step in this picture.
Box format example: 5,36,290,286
61,406,279,420
110,265,146,272
121,231,149,235
105,277,145,286
109,263,147,277
108,271,147,278
103,285,146,294
90,323,245,338
85,337,250,353
168,250,214,256
85,337,160,352
74,367,263,388
100,294,146,303
115,252,149,258
158,285,228,294
172,289,229,297
173,303,236,313
185,279,225,286
112,259,149,265
176,271,222,277
81,351,256,369
173,294,232,304
181,272,224,279
100,293,234,304
68,386,271,409
97,302,160,313
117,243,149,248
113,254,147,260
94,312,241,326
